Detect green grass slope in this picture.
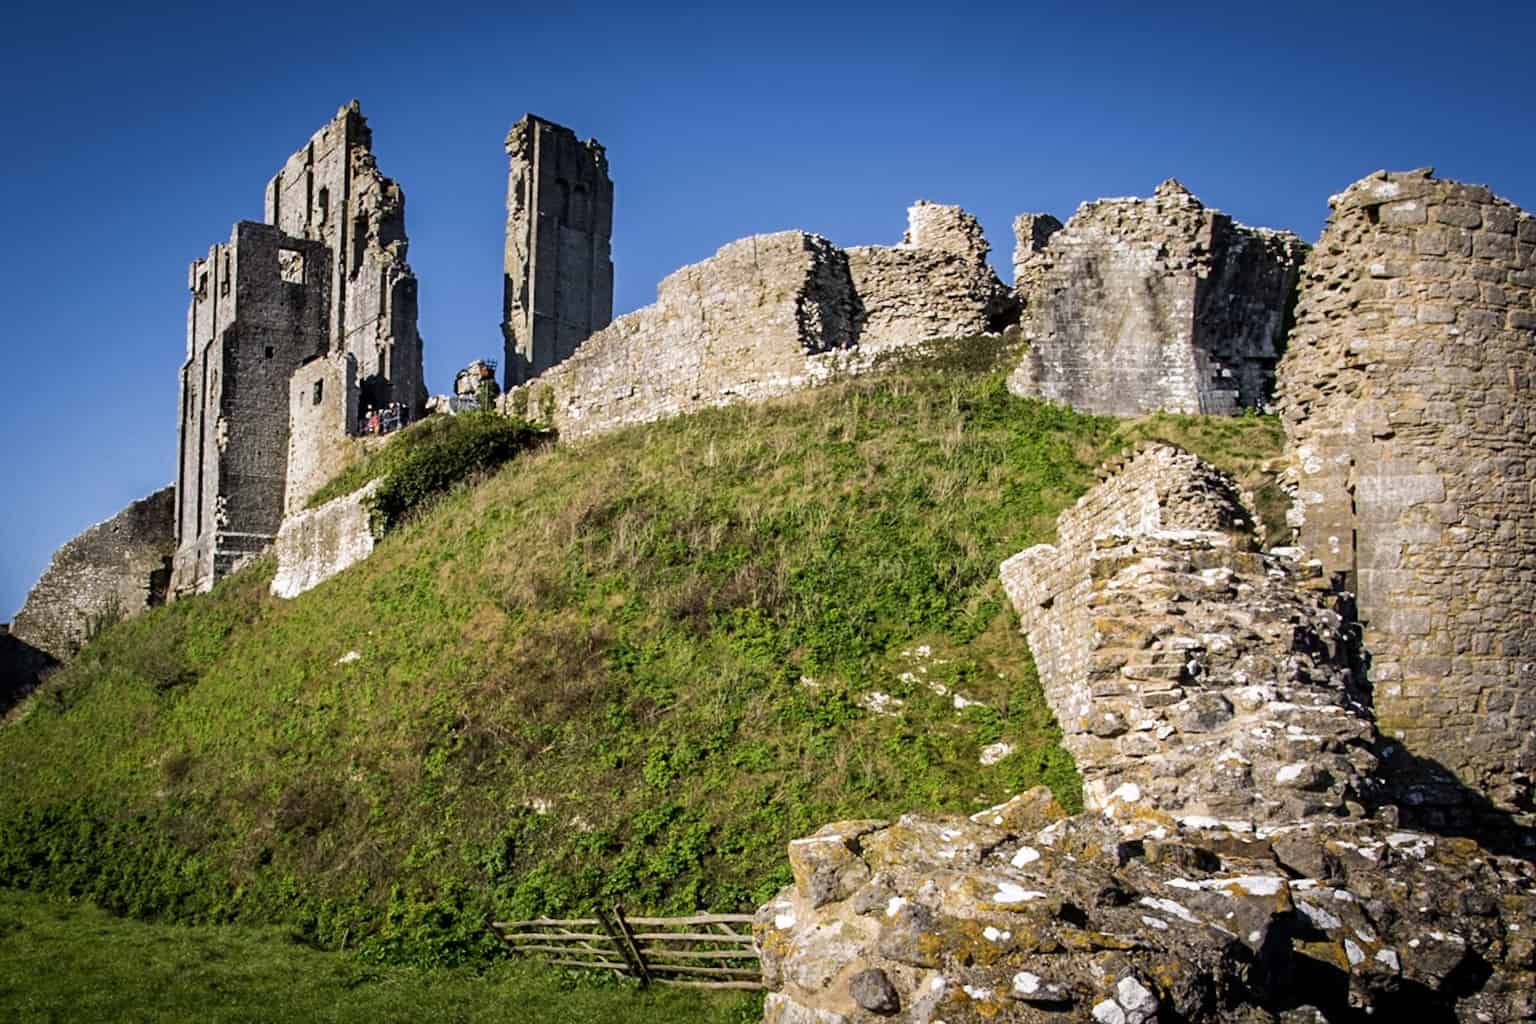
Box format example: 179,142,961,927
0,337,1287,966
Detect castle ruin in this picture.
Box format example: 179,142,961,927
502,114,614,388
170,103,425,596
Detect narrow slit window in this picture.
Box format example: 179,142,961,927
312,379,324,405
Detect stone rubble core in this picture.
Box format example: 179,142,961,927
999,444,1381,825
171,102,426,598
1275,168,1536,815
503,201,1012,440
1008,179,1308,417
754,791,1536,1023
10,486,176,661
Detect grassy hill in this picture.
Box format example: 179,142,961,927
0,336,1287,970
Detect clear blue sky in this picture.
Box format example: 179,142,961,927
3,1,1533,618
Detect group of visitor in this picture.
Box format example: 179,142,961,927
360,402,409,436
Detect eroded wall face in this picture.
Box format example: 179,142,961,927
1278,169,1536,810
172,224,332,595
11,486,176,661
265,103,425,414
1007,181,1306,416
502,114,614,387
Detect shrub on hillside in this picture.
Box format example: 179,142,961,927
305,412,547,532
365,415,546,535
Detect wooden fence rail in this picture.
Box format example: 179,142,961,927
490,907,762,990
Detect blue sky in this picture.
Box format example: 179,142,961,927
3,1,1533,617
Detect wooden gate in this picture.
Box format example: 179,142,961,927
490,907,762,990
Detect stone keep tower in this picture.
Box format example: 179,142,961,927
502,114,614,388
1278,169,1536,812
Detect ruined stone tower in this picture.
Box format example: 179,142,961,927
172,103,424,595
502,114,613,388
1278,169,1536,813
265,101,426,420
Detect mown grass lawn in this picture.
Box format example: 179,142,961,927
0,890,760,1024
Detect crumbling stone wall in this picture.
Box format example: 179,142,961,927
172,225,332,595
1277,169,1536,812
503,114,614,387
756,791,1536,1023
269,481,379,600
506,203,1008,440
1008,180,1307,416
845,201,1014,353
1011,212,1063,296
999,444,1379,824
12,485,175,660
266,101,425,415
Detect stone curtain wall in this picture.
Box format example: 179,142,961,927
265,102,425,415
506,203,1008,440
12,486,175,660
172,225,333,596
1277,169,1536,811
999,444,1379,824
269,481,379,600
1008,180,1306,416
503,114,615,387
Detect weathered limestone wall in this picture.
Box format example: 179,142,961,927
285,354,361,514
173,224,332,596
1277,169,1536,812
1008,180,1307,416
269,481,379,600
266,101,425,414
503,114,614,387
507,203,1008,440
999,444,1379,824
12,486,175,660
